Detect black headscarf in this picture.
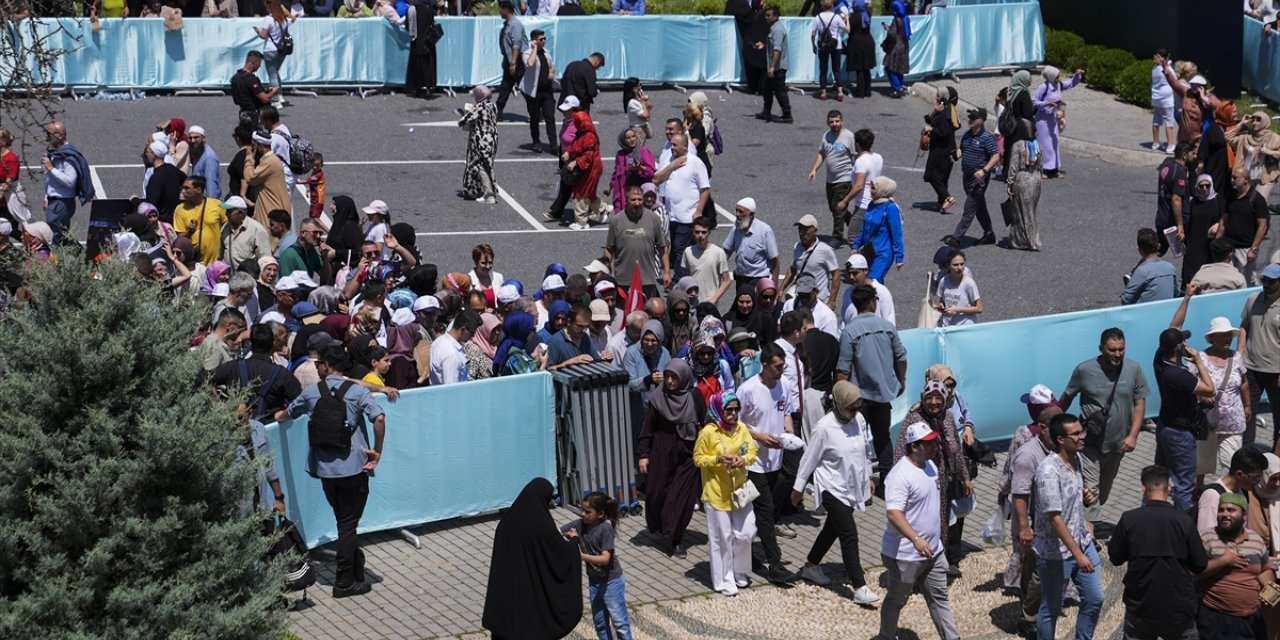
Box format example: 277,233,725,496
291,324,331,364
804,329,839,394
389,222,421,264
727,291,775,345
328,195,365,267
121,212,159,245
482,478,582,640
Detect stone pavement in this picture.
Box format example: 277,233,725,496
288,421,1227,639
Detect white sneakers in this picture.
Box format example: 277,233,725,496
799,563,831,586
473,195,496,204
569,223,588,231
851,585,881,604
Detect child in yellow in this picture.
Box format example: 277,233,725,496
693,390,758,597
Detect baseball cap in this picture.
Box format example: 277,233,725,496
258,311,286,325
1158,327,1192,352
589,299,610,322
290,272,319,290
1189,75,1207,86
220,196,248,210
362,199,389,216
794,274,818,294
593,280,616,296
584,259,612,275
412,295,441,312
846,253,869,270
794,213,819,229
1019,383,1055,405
542,274,566,291
727,326,756,344
273,275,298,292
1262,263,1280,280
306,331,340,351
558,95,580,111
735,197,756,213
496,284,521,304
967,107,988,121
903,421,940,444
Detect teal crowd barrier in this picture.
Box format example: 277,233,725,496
1244,16,1280,105
265,372,556,548
891,288,1258,443
16,5,1043,89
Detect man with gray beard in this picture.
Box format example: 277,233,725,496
723,196,779,295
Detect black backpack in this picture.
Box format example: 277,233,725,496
997,104,1019,138
308,381,356,451
816,14,838,53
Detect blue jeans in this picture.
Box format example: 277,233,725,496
1155,424,1197,512
669,221,693,280
263,49,284,92
45,197,75,246
1036,542,1104,640
588,575,632,640
885,69,904,92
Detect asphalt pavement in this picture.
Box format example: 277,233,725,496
27,84,1165,324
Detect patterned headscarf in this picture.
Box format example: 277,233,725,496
709,390,739,431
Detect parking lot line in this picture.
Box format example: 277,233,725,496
496,184,546,231
89,167,107,198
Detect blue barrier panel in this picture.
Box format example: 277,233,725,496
1244,16,1280,105
265,371,556,548
890,288,1258,443
20,6,1042,89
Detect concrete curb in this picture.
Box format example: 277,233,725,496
912,79,1167,169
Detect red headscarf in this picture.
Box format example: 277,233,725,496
166,118,188,143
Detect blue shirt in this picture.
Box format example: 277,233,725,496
959,127,999,175
723,218,779,278
287,375,386,479
836,312,907,403
546,330,601,367
1120,257,1178,305
190,147,222,201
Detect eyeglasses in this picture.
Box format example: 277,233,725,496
573,322,591,330
363,252,379,258
722,406,740,413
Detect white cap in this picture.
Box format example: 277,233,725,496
1019,383,1055,405
391,307,416,326
735,197,756,213
845,253,869,270
212,282,230,297
274,275,298,292
412,295,441,312
151,131,167,144
542,274,566,291
290,271,319,289
362,199,389,216
903,421,939,444
188,125,206,136
558,95,580,111
1189,75,1207,86
220,196,248,210
589,299,610,321
593,280,616,296
148,140,168,158
258,311,287,325
584,259,611,275
497,284,521,304
794,213,819,228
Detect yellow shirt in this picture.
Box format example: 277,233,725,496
173,198,226,265
694,422,758,511
362,372,385,387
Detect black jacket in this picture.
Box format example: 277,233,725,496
560,59,598,109
1107,500,1208,625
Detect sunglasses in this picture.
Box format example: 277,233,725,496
363,252,379,258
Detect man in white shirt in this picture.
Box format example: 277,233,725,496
682,217,733,307
429,310,481,385
654,118,685,204
782,276,841,339
835,128,883,245
841,253,895,326
653,133,710,280
739,343,800,586
878,422,961,640
260,105,296,193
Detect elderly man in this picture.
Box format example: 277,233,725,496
220,196,272,266
42,121,94,245
840,254,894,326
606,310,648,364
781,213,841,308
244,130,292,228
1120,228,1178,305
604,185,669,298
723,197,779,295
1222,164,1270,286
197,307,247,372
277,219,333,283
174,176,225,266
187,126,221,199
653,133,709,280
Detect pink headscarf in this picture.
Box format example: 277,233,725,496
468,312,502,358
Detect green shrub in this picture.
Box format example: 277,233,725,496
1044,29,1084,69
1067,44,1105,78
1084,48,1136,93
693,0,721,15
1114,59,1152,107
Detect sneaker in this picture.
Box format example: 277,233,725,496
474,195,496,204
776,523,798,538
799,563,831,586
718,588,739,597
734,574,751,588
851,585,881,604
569,223,589,231
768,563,799,586
530,144,543,154
542,211,558,221
332,581,372,599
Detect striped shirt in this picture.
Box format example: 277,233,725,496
958,128,999,175
1199,529,1268,617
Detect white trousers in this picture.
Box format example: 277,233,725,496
704,503,756,594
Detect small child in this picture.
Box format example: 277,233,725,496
361,346,391,386
561,492,632,640
306,153,325,221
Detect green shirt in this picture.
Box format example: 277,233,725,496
277,242,323,280
1063,357,1150,454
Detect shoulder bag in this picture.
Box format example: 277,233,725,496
1203,354,1234,431
1081,363,1121,441
719,428,760,509
917,271,941,328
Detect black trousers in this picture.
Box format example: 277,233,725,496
762,69,792,119
817,49,842,91
862,400,894,480
748,469,784,566
953,175,993,238
845,66,871,98
1245,369,1280,446
807,491,868,587
524,91,556,147
321,472,369,588
495,59,523,115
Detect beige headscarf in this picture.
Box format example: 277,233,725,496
831,380,863,422
1251,111,1273,145
1042,65,1061,84
871,176,897,203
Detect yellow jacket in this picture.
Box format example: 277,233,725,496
694,421,758,511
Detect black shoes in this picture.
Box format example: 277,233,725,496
768,563,799,587
775,116,794,124
943,235,960,248
332,581,372,598
754,112,772,121
977,232,997,245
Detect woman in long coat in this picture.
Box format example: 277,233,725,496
458,85,498,203
405,0,438,98
565,109,606,228
1006,118,1043,251
843,0,875,98
1031,66,1083,179
923,86,959,212
637,359,706,558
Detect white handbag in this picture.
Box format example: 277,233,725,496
731,473,760,510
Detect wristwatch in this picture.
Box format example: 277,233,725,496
274,494,285,501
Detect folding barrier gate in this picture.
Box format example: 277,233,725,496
551,362,640,515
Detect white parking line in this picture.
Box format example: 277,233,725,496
496,184,546,231
89,167,106,198
714,203,735,221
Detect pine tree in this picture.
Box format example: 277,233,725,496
0,252,287,638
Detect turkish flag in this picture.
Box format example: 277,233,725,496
623,260,645,316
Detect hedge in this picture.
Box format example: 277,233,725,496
1044,29,1084,69
1113,60,1152,107
1086,48,1136,93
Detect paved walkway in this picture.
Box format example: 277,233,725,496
288,423,1214,639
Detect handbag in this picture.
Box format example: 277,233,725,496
947,472,967,502
731,472,761,509
919,129,931,152
561,164,582,187
1204,354,1234,431
1000,198,1016,227
917,271,941,328
425,22,444,45
1082,364,1122,441
880,32,896,53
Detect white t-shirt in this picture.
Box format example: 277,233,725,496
781,298,841,339
261,17,285,53
810,10,848,45
881,457,943,560
841,278,895,327
682,243,731,304
738,375,796,474
663,155,711,225
853,152,884,210
365,222,390,260
627,98,648,130
936,274,980,327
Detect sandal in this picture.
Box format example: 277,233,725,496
940,196,956,213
